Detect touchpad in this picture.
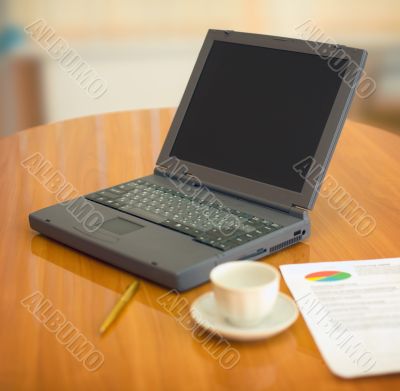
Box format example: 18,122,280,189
101,218,143,235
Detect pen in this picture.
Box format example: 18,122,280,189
99,280,140,334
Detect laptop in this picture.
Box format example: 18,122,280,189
29,30,367,291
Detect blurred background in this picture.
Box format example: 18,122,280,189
0,0,399,137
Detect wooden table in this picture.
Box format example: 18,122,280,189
0,109,399,390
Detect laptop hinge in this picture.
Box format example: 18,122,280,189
154,164,179,177
155,163,197,178
155,164,168,174
155,165,201,188
292,204,308,212
154,164,194,179
290,204,309,218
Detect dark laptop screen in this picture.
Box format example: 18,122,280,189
170,40,347,193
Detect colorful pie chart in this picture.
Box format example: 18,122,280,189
305,270,351,282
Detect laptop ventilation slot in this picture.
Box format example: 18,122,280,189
269,236,301,254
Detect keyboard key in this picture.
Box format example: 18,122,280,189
253,228,269,237
271,223,282,229
257,225,274,234
215,242,237,251
98,190,119,199
241,224,256,233
194,234,226,248
109,188,124,195
119,206,164,223
86,193,102,201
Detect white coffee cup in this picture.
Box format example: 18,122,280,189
210,261,280,327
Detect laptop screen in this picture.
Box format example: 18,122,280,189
170,40,347,193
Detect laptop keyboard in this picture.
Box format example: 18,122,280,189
85,179,282,251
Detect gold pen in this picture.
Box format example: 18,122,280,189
99,280,140,334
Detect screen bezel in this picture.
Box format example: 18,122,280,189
157,30,367,210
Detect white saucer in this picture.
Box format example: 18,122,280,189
190,292,299,341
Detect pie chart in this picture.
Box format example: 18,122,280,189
305,270,351,282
